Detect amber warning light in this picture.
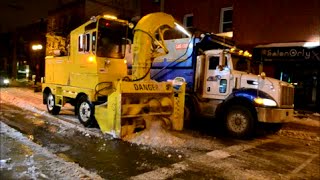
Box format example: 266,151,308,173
88,56,96,62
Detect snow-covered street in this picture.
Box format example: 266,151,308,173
1,86,319,179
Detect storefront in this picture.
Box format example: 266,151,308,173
253,43,320,111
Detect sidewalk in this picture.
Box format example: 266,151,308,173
9,79,41,91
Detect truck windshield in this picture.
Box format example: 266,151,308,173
232,55,251,72
97,19,127,59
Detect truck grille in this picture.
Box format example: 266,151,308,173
280,85,294,107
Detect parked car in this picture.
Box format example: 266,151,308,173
0,71,10,87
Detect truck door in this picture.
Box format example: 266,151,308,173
204,53,231,99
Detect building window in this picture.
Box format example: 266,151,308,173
220,7,233,32
183,14,193,28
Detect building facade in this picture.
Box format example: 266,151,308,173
234,0,320,111
140,0,320,111
47,0,140,36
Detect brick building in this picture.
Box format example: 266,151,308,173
140,0,320,110
47,0,140,36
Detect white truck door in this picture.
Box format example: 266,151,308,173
204,53,231,99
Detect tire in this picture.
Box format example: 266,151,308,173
46,92,61,115
184,98,195,129
77,95,95,127
225,105,255,138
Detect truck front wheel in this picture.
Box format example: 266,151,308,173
225,105,255,138
77,95,95,127
46,93,61,115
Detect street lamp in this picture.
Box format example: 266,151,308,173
32,44,43,51
31,44,43,87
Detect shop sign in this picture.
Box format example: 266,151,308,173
256,46,320,61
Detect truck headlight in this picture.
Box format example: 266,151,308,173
254,97,277,107
3,79,9,84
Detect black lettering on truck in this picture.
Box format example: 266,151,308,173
133,84,158,91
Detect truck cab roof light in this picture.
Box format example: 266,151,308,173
103,15,117,20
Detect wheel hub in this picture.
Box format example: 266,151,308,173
230,113,247,133
48,95,54,110
235,118,242,125
79,102,90,122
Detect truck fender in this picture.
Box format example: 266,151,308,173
216,88,269,121
216,88,277,138
220,88,276,113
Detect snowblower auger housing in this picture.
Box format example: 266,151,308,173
95,80,185,138
94,12,186,138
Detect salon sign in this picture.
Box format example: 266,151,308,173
260,47,320,61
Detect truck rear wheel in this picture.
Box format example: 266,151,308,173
225,105,254,138
77,95,95,127
184,98,195,129
46,92,61,115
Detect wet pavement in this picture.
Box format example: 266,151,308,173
0,122,103,180
132,137,319,180
0,103,182,179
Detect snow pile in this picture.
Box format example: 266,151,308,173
0,158,12,170
313,112,320,117
292,117,320,127
277,129,320,141
292,111,320,127
124,120,186,148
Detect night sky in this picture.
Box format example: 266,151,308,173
0,0,69,33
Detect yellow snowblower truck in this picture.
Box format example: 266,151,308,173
42,13,186,138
